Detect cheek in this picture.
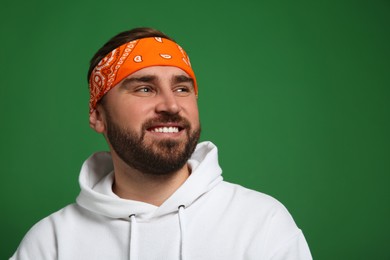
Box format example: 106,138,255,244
112,99,153,121
185,102,200,126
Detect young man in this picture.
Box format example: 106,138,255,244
11,28,312,259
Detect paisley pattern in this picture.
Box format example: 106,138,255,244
89,37,196,114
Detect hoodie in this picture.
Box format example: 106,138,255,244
11,141,312,260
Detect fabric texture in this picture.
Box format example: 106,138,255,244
89,37,197,114
10,141,312,260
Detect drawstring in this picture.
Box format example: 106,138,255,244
129,207,186,260
178,205,186,260
129,214,138,260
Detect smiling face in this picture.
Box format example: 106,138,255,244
90,66,200,175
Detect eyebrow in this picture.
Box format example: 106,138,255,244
172,75,194,86
120,74,194,88
120,76,157,87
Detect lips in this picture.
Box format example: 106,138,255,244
149,126,180,133
144,114,190,134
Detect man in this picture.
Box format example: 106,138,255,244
11,27,312,259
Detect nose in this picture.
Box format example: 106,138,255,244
155,91,181,114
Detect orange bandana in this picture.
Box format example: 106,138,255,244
89,37,197,114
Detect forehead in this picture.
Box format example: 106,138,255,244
125,65,191,79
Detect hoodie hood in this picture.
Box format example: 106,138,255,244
76,141,223,221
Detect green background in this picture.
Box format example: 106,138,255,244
1,0,389,259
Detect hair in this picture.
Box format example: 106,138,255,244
87,27,174,83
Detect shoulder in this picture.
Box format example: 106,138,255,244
204,182,312,259
10,204,82,260
203,181,300,234
216,181,288,212
216,182,312,259
211,182,299,233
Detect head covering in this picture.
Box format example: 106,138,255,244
89,37,197,114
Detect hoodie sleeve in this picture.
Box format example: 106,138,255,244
10,217,57,260
265,203,312,260
269,230,312,260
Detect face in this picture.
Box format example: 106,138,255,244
92,66,201,175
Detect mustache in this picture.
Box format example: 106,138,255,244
142,113,191,130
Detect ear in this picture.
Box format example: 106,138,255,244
89,107,106,133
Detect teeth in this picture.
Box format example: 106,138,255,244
151,127,179,133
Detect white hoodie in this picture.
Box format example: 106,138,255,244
11,141,312,260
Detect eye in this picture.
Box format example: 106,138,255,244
133,86,155,96
137,87,151,92
176,87,188,92
174,86,192,96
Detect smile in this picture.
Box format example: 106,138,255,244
150,126,180,133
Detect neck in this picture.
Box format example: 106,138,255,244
111,153,190,206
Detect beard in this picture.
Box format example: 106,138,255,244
105,112,201,176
